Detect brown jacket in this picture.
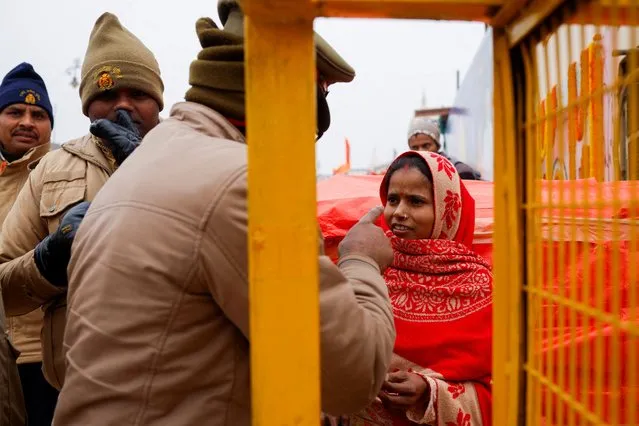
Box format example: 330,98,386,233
54,102,396,425
0,145,52,426
0,134,114,389
1,143,50,367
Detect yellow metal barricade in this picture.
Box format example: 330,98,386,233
243,1,637,425
497,1,639,425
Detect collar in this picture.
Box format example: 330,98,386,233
0,142,51,176
61,133,115,174
169,101,246,144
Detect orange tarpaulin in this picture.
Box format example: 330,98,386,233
317,175,639,425
317,174,494,262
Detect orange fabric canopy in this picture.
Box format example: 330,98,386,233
317,175,639,250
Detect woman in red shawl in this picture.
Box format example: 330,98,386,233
341,151,493,426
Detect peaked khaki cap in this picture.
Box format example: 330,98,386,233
80,12,164,115
217,0,355,84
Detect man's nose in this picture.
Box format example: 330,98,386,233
19,112,35,128
113,93,135,112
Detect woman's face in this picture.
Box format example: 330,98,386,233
384,166,435,240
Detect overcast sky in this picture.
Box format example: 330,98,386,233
1,0,487,174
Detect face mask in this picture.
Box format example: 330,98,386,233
316,81,330,141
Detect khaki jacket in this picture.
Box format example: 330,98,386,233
54,102,395,426
0,134,114,389
0,144,51,426
1,143,50,366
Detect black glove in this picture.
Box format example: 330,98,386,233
34,202,91,287
90,109,141,165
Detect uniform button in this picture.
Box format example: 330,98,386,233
48,205,56,213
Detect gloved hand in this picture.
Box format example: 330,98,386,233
34,202,91,287
90,109,141,165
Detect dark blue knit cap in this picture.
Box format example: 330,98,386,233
0,63,54,128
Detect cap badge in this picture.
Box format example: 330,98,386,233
19,89,40,105
94,66,123,91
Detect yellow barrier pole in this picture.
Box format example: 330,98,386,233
243,2,320,425
492,30,525,426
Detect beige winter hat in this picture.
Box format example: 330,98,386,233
79,12,164,115
408,117,441,148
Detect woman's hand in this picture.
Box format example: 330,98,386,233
379,370,430,412
390,353,421,371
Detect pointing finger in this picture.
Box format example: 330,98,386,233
357,206,384,225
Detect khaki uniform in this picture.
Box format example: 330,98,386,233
54,102,395,425
1,143,50,366
0,135,114,389
0,144,50,426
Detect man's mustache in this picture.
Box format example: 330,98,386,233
12,126,38,139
